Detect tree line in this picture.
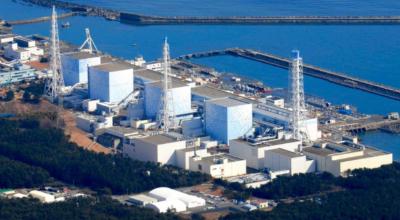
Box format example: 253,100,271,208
0,155,51,188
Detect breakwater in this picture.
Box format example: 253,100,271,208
21,0,119,19
6,12,76,25
121,13,400,25
20,0,400,25
177,48,400,101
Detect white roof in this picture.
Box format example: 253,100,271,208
149,187,206,208
129,194,158,203
145,198,187,213
29,190,55,202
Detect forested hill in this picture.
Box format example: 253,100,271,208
0,118,210,194
223,162,400,219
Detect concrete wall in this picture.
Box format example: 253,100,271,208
265,152,291,172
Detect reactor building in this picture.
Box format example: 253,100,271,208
88,62,134,103
144,80,192,119
205,97,253,144
61,51,101,86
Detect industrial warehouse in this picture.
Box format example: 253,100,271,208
0,6,396,214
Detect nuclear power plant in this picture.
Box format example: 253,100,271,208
38,7,393,182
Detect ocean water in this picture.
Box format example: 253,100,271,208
64,0,400,16
1,0,400,159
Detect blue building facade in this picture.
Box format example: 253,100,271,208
205,98,253,144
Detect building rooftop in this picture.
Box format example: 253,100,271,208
192,86,232,99
270,148,303,158
207,97,250,108
0,34,14,39
335,147,391,162
200,154,244,164
303,146,335,156
233,138,300,148
105,126,139,136
128,194,158,203
135,69,163,82
303,142,357,157
14,36,33,42
226,172,270,184
64,51,101,60
138,134,179,145
91,62,132,72
146,79,189,89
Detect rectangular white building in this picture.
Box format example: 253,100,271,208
123,134,186,165
265,148,315,175
176,147,209,170
62,51,101,86
229,138,301,170
88,62,134,103
4,43,31,61
189,154,247,178
303,142,393,176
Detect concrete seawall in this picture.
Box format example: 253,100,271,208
121,13,400,25
7,12,76,25
20,0,400,25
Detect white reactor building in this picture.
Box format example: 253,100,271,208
88,62,134,103
144,80,192,119
205,97,253,144
61,51,101,86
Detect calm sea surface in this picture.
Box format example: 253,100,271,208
1,0,400,159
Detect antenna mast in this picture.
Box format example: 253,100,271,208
290,50,306,144
44,6,64,102
79,28,98,54
157,38,175,132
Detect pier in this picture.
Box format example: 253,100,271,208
176,48,400,101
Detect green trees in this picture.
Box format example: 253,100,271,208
223,163,400,220
252,172,336,199
0,119,210,194
0,156,50,188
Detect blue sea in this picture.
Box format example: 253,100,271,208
1,0,400,159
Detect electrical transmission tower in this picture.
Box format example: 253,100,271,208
290,50,306,144
157,38,175,133
44,6,64,102
79,28,98,54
